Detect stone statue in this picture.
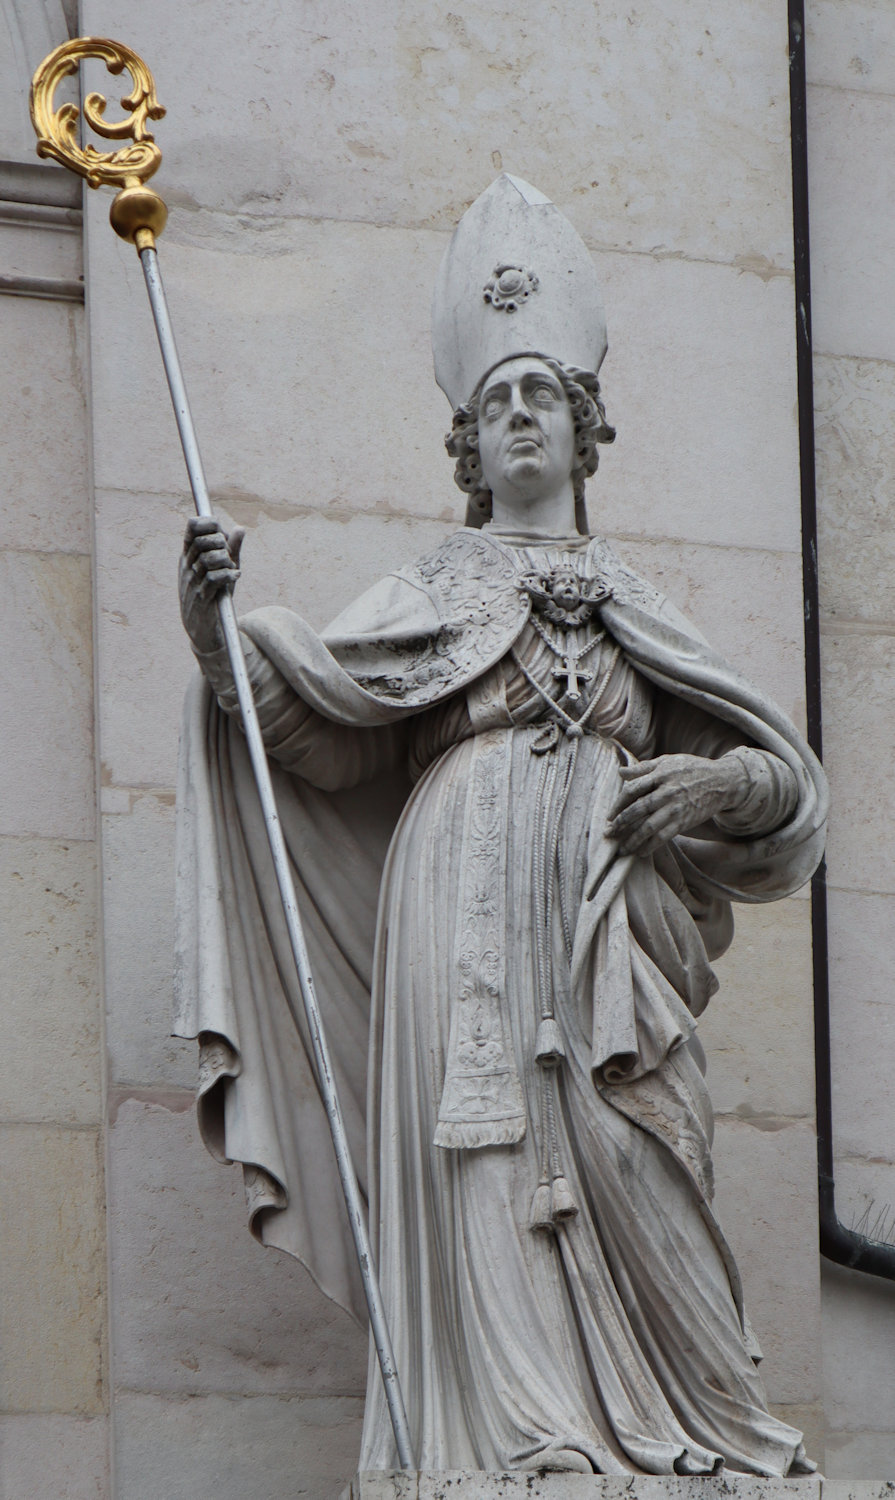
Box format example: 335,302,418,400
174,176,827,1476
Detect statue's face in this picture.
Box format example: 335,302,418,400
477,356,576,507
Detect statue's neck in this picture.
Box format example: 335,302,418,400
489,481,577,537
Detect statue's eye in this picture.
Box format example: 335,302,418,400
531,384,558,404
482,396,505,420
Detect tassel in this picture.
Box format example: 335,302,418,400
551,1175,579,1222
535,1017,565,1068
529,1180,554,1232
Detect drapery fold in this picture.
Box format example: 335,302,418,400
174,527,825,1472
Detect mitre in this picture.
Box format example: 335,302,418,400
432,174,608,409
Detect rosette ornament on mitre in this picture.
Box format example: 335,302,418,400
432,174,608,409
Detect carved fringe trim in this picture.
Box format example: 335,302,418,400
434,1116,526,1150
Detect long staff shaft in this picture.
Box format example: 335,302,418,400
140,246,414,1471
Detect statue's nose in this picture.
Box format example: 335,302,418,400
509,392,533,426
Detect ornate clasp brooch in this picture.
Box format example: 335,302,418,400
483,263,539,313
518,567,612,628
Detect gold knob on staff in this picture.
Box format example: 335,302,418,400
30,36,168,252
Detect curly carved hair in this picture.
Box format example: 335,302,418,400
445,357,615,533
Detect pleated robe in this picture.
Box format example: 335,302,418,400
174,528,826,1476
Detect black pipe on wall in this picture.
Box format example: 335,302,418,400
788,0,895,1281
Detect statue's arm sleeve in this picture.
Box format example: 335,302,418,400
192,632,407,790
655,690,799,838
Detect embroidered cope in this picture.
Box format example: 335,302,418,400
176,529,825,1478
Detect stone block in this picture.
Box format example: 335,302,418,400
95,486,452,787
711,1119,821,1406
0,1123,106,1414
815,354,895,629
107,1093,367,1396
83,0,794,266
827,889,895,1163
0,298,88,555
342,1478,822,1499
0,550,94,840
807,0,895,98
616,539,806,730
0,2,73,160
85,215,452,519
113,1391,363,1500
0,1413,108,1500
343,1479,419,1500
93,486,196,792
213,504,455,634
699,898,815,1121
85,217,801,558
0,835,101,1125
101,792,195,1090
594,251,800,557
808,87,895,363
820,633,895,896
0,217,82,284
822,1216,895,1443
825,1451,895,1488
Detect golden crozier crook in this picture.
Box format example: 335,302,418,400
30,37,168,250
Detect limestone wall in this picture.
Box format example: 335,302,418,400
0,3,110,1493
1,0,893,1494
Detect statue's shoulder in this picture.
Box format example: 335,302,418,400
393,527,529,643
397,527,520,603
589,537,711,648
393,528,529,691
323,529,529,707
587,537,667,614
324,529,523,644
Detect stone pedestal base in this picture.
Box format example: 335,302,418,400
341,1477,828,1500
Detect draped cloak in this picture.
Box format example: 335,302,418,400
173,527,827,1475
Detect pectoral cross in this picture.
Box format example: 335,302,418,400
553,656,592,702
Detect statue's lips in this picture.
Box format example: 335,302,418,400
507,435,542,454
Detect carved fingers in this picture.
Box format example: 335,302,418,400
607,752,747,856
183,516,244,589
179,516,246,654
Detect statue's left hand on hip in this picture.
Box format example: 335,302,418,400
607,752,750,856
